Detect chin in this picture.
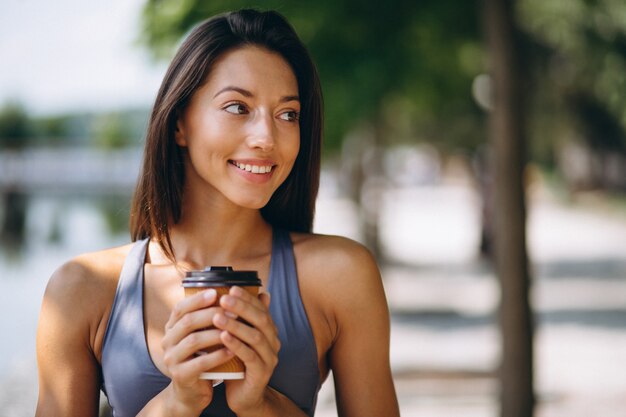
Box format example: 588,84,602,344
234,195,272,210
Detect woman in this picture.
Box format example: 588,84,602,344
36,9,399,417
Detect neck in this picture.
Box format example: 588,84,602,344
154,191,273,270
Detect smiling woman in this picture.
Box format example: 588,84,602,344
35,9,399,417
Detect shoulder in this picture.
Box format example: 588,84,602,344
45,243,134,302
41,243,137,346
290,232,379,282
289,232,384,310
290,231,375,266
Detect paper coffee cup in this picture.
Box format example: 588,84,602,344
182,266,261,380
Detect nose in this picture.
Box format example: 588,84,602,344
246,112,275,151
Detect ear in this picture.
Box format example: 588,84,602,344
174,115,187,147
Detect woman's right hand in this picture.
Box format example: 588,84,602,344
158,289,236,415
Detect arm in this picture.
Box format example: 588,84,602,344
35,262,102,417
328,245,400,417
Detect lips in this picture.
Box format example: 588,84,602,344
229,160,275,174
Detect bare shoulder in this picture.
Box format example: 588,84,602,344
42,243,136,345
45,243,133,302
289,232,381,292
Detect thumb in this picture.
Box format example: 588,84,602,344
259,291,271,309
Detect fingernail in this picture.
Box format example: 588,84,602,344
231,286,243,296
204,289,216,300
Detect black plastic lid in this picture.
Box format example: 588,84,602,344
182,266,261,287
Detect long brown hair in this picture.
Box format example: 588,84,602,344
130,9,323,259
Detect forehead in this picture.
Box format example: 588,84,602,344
203,46,298,94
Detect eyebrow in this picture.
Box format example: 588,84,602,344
213,86,300,103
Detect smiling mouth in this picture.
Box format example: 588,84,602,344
229,160,275,174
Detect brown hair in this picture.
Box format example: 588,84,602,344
130,9,323,259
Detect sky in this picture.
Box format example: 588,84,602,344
0,0,168,116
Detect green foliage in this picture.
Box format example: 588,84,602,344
99,195,131,235
0,102,81,147
92,112,136,149
0,104,149,148
139,0,485,152
519,0,626,159
34,116,70,139
0,101,32,149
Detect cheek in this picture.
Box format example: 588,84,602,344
188,109,235,138
188,122,233,154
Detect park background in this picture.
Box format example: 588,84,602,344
1,0,626,416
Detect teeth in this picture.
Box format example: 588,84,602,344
234,162,273,174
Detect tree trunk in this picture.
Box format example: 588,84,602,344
483,1,535,416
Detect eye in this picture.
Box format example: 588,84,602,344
278,111,300,122
224,103,248,115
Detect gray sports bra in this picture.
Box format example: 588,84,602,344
100,229,320,416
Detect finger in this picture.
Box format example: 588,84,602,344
259,292,271,309
228,286,266,309
213,312,280,355
220,330,278,376
219,294,280,351
219,293,264,328
165,289,218,330
170,347,235,383
220,289,266,322
163,328,223,366
162,305,223,349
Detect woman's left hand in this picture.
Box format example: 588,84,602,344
212,286,281,415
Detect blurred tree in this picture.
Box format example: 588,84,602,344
100,195,132,235
485,0,534,416
0,101,32,149
93,112,136,150
518,0,626,188
31,115,72,147
476,0,626,256
565,91,626,188
0,102,31,252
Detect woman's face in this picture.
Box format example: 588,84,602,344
175,46,301,210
